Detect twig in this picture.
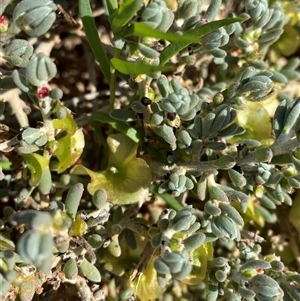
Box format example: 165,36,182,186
0,134,20,152
129,241,156,281
75,276,96,301
33,34,61,57
161,137,300,174
2,88,29,128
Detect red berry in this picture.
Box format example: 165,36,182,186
0,16,8,33
37,86,51,98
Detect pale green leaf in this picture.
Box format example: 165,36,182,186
111,58,173,75
112,0,143,30
22,153,49,186
54,129,85,173
122,22,199,43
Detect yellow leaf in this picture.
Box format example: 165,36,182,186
240,197,265,228
53,101,78,135
55,129,85,173
22,153,49,186
130,255,165,301
71,134,152,204
181,242,213,285
107,133,138,167
229,102,273,145
275,25,300,57
68,214,88,237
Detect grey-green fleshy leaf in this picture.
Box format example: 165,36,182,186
282,97,300,135
208,184,229,203
26,53,57,86
13,0,57,37
219,202,244,226
4,39,33,67
12,70,30,93
63,258,78,280
65,183,84,220
183,232,206,250
154,258,170,274
204,200,222,216
241,259,271,272
92,189,107,209
228,169,247,187
212,215,239,240
39,167,52,195
22,128,41,145
79,258,101,283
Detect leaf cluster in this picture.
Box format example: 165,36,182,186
0,0,300,301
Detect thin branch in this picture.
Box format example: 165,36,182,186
160,137,300,174
2,89,29,128
0,135,20,151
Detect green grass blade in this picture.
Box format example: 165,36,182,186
105,0,118,16
159,17,244,66
91,111,141,143
112,0,143,30
78,0,111,84
111,58,174,75
122,23,199,43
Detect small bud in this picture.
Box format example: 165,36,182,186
49,88,63,100
180,55,196,65
56,107,67,119
215,270,227,282
213,92,224,105
0,15,8,33
37,86,51,99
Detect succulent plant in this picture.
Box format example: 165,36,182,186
0,0,300,300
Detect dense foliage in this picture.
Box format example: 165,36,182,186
0,0,300,300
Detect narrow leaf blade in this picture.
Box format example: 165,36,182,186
106,0,118,16
91,111,141,143
112,0,143,29
111,58,173,75
79,0,111,84
122,23,198,43
159,17,244,65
